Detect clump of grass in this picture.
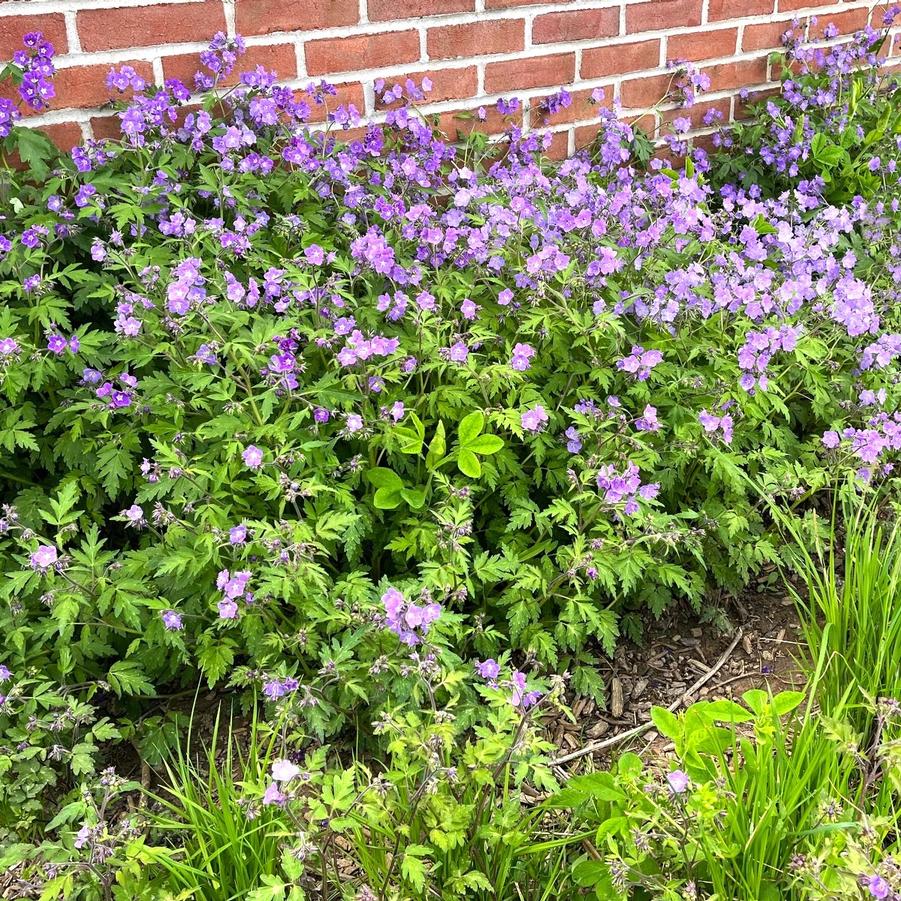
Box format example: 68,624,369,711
146,707,290,901
781,494,901,722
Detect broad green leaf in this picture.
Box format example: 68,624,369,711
651,706,681,741
400,486,427,509
772,690,806,716
458,449,481,478
458,410,484,445
426,421,446,469
373,487,403,510
367,467,404,491
468,433,504,456
703,698,754,723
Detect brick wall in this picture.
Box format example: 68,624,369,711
0,0,898,155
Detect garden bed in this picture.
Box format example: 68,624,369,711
1,13,901,901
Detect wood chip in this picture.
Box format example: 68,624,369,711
611,677,624,718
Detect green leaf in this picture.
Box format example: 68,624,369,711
651,706,681,741
426,421,446,469
373,487,403,510
703,698,754,723
395,413,425,454
367,468,404,491
197,641,234,687
772,690,806,716
401,854,428,892
458,410,484,446
458,449,481,478
400,486,427,509
107,660,154,697
247,875,288,901
468,433,504,456
13,126,56,181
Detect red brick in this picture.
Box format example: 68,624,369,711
236,0,358,35
871,4,901,27
78,1,225,51
484,52,575,93
543,130,570,160
778,0,831,9
41,122,84,152
0,14,67,57
575,123,600,150
702,57,769,92
734,86,779,120
626,0,702,33
532,8,619,44
743,20,795,52
90,115,123,141
668,28,737,61
427,20,524,60
368,0,473,20
305,31,420,75
813,8,870,37
486,0,573,7
53,60,155,111
532,86,611,127
660,97,731,129
304,82,367,122
438,104,522,139
163,44,298,87
619,73,672,108
374,67,478,107
708,0,773,20
582,39,659,78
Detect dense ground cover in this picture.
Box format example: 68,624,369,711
1,11,901,900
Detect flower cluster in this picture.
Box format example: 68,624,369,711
381,587,442,646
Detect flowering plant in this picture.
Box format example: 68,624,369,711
714,9,901,203
554,691,901,900
2,21,901,735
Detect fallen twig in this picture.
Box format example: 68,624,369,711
549,628,744,766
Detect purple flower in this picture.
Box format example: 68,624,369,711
521,405,549,433
868,875,891,899
667,770,690,794
262,676,299,701
229,524,247,544
262,782,286,806
313,407,330,423
121,504,145,528
510,670,541,709
476,659,501,683
161,610,184,631
304,243,325,265
242,445,264,469
0,665,11,682
635,405,660,432
218,599,239,620
381,586,441,646
30,545,57,571
271,759,301,782
698,410,733,445
617,346,663,381
510,342,536,371
446,341,469,363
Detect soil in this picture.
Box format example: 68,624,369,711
549,582,806,773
